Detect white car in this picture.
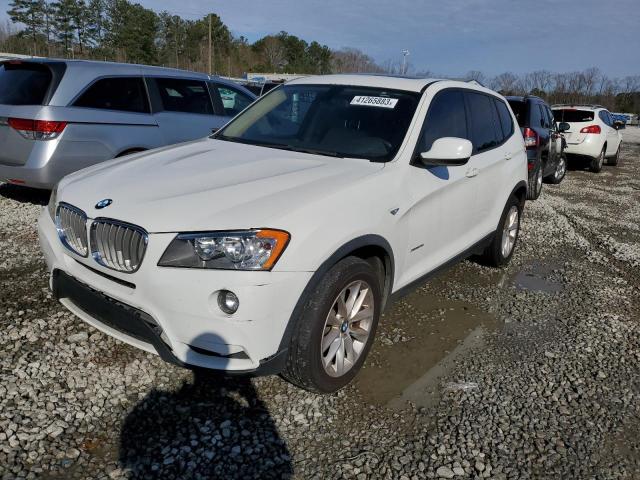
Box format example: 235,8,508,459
38,75,528,393
552,105,623,172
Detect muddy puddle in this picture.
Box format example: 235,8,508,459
512,260,563,293
355,291,498,409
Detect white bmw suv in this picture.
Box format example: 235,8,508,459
39,75,527,393
552,105,623,172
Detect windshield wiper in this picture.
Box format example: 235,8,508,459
214,136,344,158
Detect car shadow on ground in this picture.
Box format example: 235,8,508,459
118,369,293,479
0,183,51,205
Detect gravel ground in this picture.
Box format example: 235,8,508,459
1,130,639,480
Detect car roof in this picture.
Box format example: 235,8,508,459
286,74,496,94
5,58,221,81
506,95,544,103
551,104,606,111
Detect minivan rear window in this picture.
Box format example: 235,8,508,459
553,109,594,123
507,100,526,127
0,62,53,105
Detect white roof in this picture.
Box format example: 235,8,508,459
287,74,441,92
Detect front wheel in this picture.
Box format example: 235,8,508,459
547,153,567,185
481,195,522,268
282,256,382,393
590,146,605,173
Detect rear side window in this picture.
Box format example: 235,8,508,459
73,77,149,113
539,105,551,128
466,92,501,153
598,111,612,126
0,62,52,105
529,102,543,128
495,99,514,140
154,78,213,115
419,89,468,152
553,109,594,123
211,84,253,117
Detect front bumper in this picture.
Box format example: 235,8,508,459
38,209,312,373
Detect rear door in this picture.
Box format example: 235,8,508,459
0,61,60,166
552,108,595,145
466,91,514,236
147,77,221,144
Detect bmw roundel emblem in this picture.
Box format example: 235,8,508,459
95,199,112,209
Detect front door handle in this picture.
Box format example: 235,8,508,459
465,167,479,178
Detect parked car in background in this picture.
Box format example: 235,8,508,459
552,105,623,172
0,59,255,189
241,80,284,96
507,95,567,199
39,74,527,393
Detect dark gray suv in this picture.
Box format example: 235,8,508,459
0,59,255,189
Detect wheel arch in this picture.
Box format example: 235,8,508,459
511,180,527,208
271,235,395,372
116,147,147,158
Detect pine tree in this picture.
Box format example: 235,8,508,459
7,0,45,54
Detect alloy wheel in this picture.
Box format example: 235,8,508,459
501,206,519,258
321,280,374,377
555,156,566,180
536,167,543,195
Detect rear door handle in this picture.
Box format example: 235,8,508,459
465,168,479,178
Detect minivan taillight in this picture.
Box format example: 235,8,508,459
523,127,538,149
8,118,67,140
579,125,601,134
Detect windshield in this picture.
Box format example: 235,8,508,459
215,84,421,161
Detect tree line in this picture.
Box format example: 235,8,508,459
1,0,638,113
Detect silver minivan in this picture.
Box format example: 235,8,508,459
0,59,256,189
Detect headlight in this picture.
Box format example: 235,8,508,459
158,229,290,270
47,185,58,221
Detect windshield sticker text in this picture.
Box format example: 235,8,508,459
350,96,398,109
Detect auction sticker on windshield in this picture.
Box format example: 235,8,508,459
350,96,398,108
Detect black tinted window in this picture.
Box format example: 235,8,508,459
74,77,149,113
507,100,526,127
529,102,543,128
495,99,514,140
539,105,551,128
155,78,213,114
467,92,501,152
419,90,468,151
212,84,253,117
0,62,52,105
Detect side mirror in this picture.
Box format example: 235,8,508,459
557,122,570,132
613,121,625,130
418,137,472,167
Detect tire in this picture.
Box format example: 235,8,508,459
282,256,382,393
481,195,522,268
547,153,567,185
527,163,543,200
590,146,605,173
607,145,620,166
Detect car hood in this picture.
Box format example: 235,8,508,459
59,138,385,232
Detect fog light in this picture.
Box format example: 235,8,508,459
218,290,239,314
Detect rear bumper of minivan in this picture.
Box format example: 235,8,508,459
0,161,60,189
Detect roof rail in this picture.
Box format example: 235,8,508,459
551,103,607,109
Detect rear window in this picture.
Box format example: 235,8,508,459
507,100,526,127
73,77,150,113
0,62,53,105
553,109,594,123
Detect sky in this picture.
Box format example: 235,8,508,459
1,0,639,77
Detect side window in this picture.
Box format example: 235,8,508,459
538,104,550,128
153,78,213,115
418,89,468,152
495,99,514,140
529,102,542,129
466,92,501,153
73,77,149,113
211,84,254,117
